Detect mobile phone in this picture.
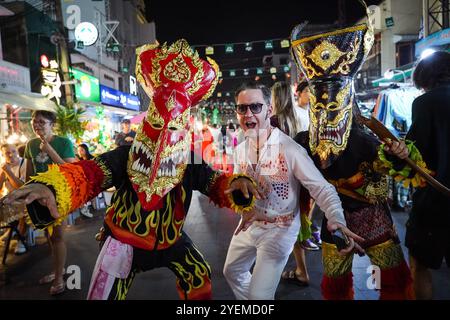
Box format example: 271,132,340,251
26,201,55,230
331,228,350,251
231,190,253,207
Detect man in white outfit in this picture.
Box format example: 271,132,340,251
294,81,310,132
223,82,364,300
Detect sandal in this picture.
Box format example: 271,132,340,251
38,268,66,285
281,270,309,287
50,281,66,296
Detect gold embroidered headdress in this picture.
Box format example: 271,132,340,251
291,1,374,168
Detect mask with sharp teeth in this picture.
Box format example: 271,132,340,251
290,1,373,169
131,39,219,211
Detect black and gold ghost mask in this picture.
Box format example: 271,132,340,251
291,6,374,169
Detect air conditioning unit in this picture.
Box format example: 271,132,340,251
368,5,382,30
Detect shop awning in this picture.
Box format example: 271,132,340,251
371,68,413,87
77,101,140,117
130,111,147,124
0,89,56,112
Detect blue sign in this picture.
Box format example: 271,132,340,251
415,28,450,57
100,85,140,111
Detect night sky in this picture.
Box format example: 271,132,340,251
145,0,383,97
147,0,382,44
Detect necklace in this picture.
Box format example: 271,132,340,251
247,126,274,169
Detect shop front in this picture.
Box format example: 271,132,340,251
99,84,140,144
70,68,114,154
415,28,450,58
70,68,140,154
0,59,54,146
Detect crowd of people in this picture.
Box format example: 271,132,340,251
0,33,449,301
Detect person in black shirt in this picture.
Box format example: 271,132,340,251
405,51,450,299
114,119,136,147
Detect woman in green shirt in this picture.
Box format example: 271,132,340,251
24,110,76,295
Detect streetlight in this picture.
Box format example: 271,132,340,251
384,68,407,82
420,48,436,60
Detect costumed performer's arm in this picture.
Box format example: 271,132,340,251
1,146,129,231
375,134,432,189
188,152,260,214
288,143,365,254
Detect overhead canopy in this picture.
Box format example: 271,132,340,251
0,90,56,112
130,111,147,124
0,5,14,16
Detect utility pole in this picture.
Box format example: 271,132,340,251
53,0,74,105
423,0,429,37
444,0,449,29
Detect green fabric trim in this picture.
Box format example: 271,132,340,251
298,213,312,242
377,140,423,178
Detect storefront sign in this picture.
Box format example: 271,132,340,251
74,22,98,46
385,17,394,28
0,60,31,92
129,76,137,95
71,68,100,103
415,28,450,57
40,58,61,105
100,85,140,111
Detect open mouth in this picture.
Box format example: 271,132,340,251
131,137,188,180
130,140,153,175
157,150,186,177
319,111,349,146
245,121,257,129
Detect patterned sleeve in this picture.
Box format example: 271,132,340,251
27,146,129,229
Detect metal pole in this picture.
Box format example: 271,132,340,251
423,0,429,37
395,70,407,83
96,11,102,80
54,0,74,105
443,0,449,29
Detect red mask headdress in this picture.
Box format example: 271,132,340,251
131,39,219,211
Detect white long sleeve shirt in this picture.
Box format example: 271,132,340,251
294,105,310,132
234,127,346,228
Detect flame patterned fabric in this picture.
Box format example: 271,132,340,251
27,146,250,250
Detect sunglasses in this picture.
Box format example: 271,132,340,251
32,120,51,126
235,103,264,115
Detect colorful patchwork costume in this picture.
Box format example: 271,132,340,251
290,5,422,299
25,40,254,300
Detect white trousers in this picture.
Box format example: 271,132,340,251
223,215,300,300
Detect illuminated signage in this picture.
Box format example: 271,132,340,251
70,68,100,103
40,58,61,104
100,85,140,111
74,22,98,46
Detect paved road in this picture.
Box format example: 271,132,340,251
0,191,449,300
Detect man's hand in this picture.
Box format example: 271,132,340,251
234,211,256,235
327,222,365,256
384,139,409,159
1,184,59,219
39,138,51,153
124,136,134,142
224,177,263,200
